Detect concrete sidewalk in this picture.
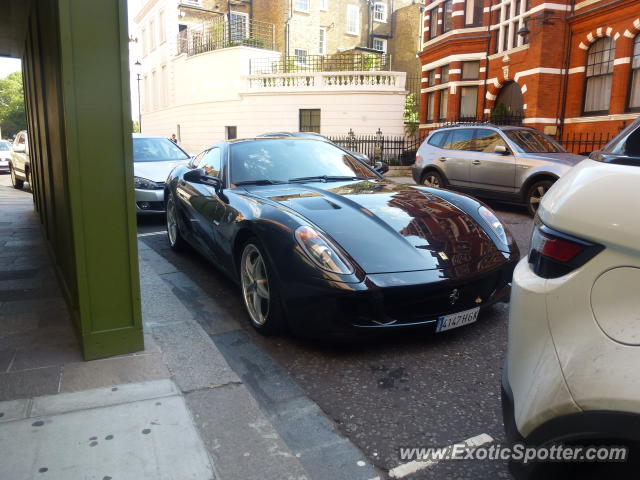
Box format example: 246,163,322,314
0,175,378,479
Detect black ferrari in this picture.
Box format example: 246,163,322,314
165,137,519,337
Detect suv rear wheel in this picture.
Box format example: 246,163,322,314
421,170,444,188
526,179,554,216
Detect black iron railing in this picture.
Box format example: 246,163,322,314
328,130,425,167
249,53,391,74
556,132,611,155
177,17,275,56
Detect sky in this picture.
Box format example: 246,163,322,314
0,57,21,79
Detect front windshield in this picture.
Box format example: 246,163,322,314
0,141,10,151
230,139,377,184
133,137,189,162
505,130,565,153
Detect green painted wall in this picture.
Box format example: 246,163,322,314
22,0,143,360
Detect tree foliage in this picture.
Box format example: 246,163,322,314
404,93,419,137
0,71,26,139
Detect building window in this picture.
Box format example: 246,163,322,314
149,19,156,51
346,5,360,35
161,64,167,107
441,65,449,83
427,69,436,86
629,35,640,111
225,126,237,140
461,61,480,80
294,0,310,13
465,0,483,26
442,0,453,33
584,37,616,114
300,109,321,132
320,0,328,10
439,89,449,121
230,11,249,42
141,27,147,56
495,0,527,54
372,38,387,53
294,48,308,65
460,86,478,119
429,8,439,39
319,28,327,55
159,11,165,43
151,70,157,110
426,92,435,122
374,2,387,22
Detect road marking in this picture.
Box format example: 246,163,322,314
137,231,166,238
388,433,494,479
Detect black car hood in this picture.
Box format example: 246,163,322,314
246,180,506,275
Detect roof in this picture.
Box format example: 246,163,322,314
431,123,534,132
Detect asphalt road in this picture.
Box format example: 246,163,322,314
137,179,534,480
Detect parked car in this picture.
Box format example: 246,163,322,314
257,131,389,175
0,140,11,173
412,125,585,216
133,133,190,214
9,130,30,190
502,118,640,478
165,137,519,337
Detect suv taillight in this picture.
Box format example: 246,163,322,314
415,154,421,165
528,220,603,278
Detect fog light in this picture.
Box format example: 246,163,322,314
139,201,151,210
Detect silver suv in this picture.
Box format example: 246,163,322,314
412,125,585,216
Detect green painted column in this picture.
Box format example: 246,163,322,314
51,0,143,359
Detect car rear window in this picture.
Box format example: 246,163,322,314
428,131,448,148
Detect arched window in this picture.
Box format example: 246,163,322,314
584,37,616,114
629,35,640,111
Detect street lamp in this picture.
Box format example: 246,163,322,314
517,10,562,41
134,60,142,133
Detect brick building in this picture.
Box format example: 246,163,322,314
418,0,640,139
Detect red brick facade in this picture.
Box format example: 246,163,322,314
418,0,640,142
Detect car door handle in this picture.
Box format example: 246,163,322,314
472,160,481,165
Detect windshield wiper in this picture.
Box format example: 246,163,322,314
288,175,368,183
234,179,287,186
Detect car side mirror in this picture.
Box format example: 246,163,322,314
374,161,389,174
184,168,223,191
494,145,510,155
13,144,25,153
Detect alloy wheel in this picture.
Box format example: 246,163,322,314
528,184,548,213
241,244,270,326
424,174,441,188
166,196,178,246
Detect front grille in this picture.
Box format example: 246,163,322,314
136,201,165,211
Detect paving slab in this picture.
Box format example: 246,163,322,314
186,384,308,480
0,398,30,423
0,389,216,480
152,321,240,392
60,353,170,393
0,366,61,401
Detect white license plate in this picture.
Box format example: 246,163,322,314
436,307,480,332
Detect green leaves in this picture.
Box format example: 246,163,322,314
0,71,26,139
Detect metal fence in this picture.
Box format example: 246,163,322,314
249,52,391,74
556,131,612,155
177,17,275,56
328,130,425,166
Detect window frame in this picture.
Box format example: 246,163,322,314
346,4,360,35
294,48,308,65
320,0,328,11
299,109,321,133
426,92,436,122
439,88,449,122
319,27,327,55
158,10,166,44
465,0,483,27
429,8,439,39
628,35,640,112
374,2,387,23
459,85,479,120
372,37,387,53
294,0,310,13
442,0,453,34
583,37,616,116
149,19,156,51
461,61,480,80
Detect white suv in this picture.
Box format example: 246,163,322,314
502,118,640,478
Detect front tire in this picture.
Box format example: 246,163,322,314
421,170,444,188
10,165,24,190
525,179,553,216
166,192,187,251
240,239,285,335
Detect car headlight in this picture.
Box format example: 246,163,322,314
134,176,158,190
294,226,354,275
478,206,508,245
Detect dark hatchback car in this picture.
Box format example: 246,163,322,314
165,137,519,338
